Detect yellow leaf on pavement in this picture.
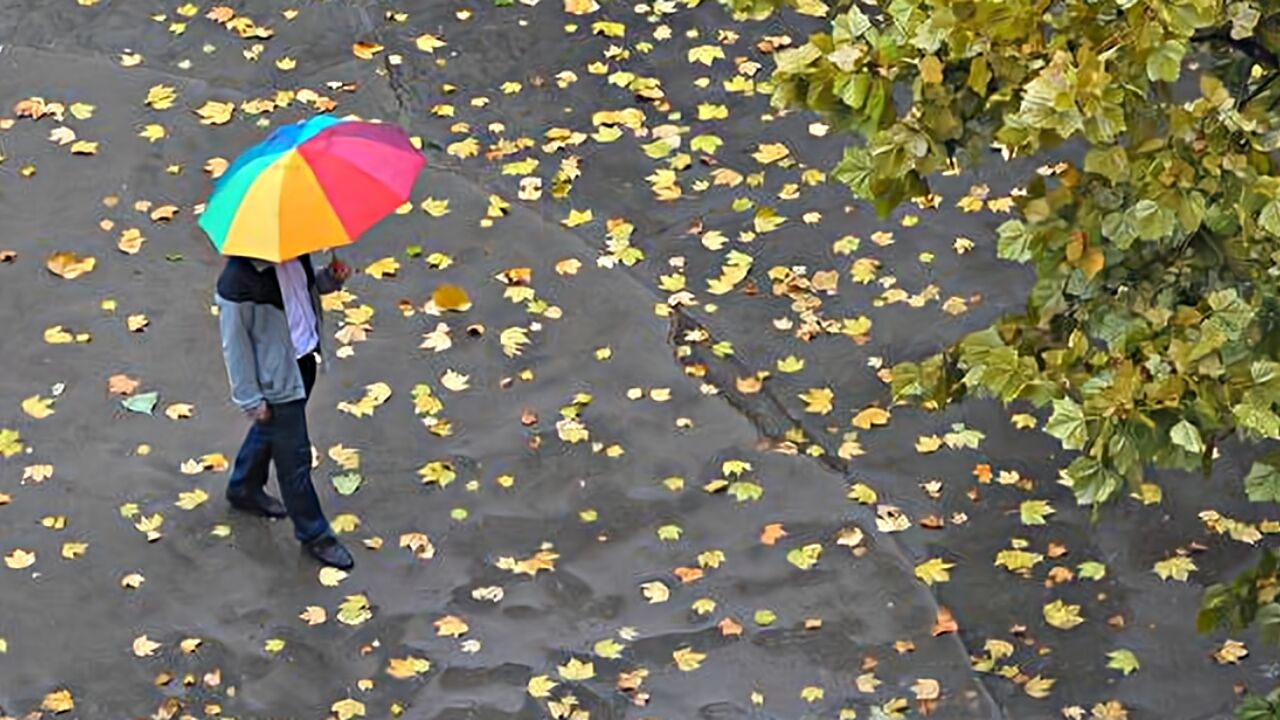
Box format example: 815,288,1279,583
914,557,954,585
132,634,161,657
300,606,327,625
175,488,209,510
139,124,167,142
564,0,599,14
60,541,88,559
1023,675,1055,699
1214,639,1248,664
673,646,706,671
194,100,234,125
365,256,400,278
387,655,432,679
1153,555,1196,581
562,208,593,227
331,698,366,720
144,84,177,109
432,284,472,311
46,251,96,279
852,406,890,429
1043,599,1084,629
337,382,392,417
415,33,447,52
4,548,35,570
752,143,790,164
328,444,361,470
799,387,834,414
528,674,559,698
164,403,194,419
421,197,450,216
23,464,53,483
640,580,670,603
318,566,348,587
42,689,75,713
687,45,725,66
558,657,595,681
21,395,55,419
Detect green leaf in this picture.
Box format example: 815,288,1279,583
690,135,723,154
656,524,683,541
942,423,985,450
1078,561,1107,580
1146,41,1186,82
774,43,822,75
995,220,1032,262
1084,145,1129,184
727,480,764,502
1169,420,1205,455
332,472,363,496
1129,200,1176,241
1064,456,1122,505
1259,200,1280,237
1045,397,1087,450
1106,648,1140,676
833,5,872,41
122,391,159,415
1257,603,1280,646
1019,499,1055,525
1245,462,1280,503
787,543,823,570
0,429,22,458
753,608,777,626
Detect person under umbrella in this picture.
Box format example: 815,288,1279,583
200,116,424,569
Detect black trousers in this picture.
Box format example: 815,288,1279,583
227,351,329,543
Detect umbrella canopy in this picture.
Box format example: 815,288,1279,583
199,115,424,262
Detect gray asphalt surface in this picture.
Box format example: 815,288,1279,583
0,1,1274,718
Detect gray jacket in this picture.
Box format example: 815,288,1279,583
214,255,342,411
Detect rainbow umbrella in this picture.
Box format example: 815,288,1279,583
199,115,424,262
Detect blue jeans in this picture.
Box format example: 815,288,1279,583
227,352,330,543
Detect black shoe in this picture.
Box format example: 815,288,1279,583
227,491,288,519
307,536,354,570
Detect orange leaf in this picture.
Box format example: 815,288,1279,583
352,42,384,60
718,617,743,636
108,373,140,395
673,566,704,583
760,522,786,545
205,5,235,22
931,607,958,636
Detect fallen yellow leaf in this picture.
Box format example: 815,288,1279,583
46,251,96,279
194,100,234,125
431,284,472,312
4,548,35,570
132,634,161,657
21,395,54,419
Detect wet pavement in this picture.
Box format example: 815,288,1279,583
0,1,1275,718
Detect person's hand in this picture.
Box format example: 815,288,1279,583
246,403,271,423
328,260,351,284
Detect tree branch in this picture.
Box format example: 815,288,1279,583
1192,27,1279,69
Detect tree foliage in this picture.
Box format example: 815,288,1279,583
721,0,1280,507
